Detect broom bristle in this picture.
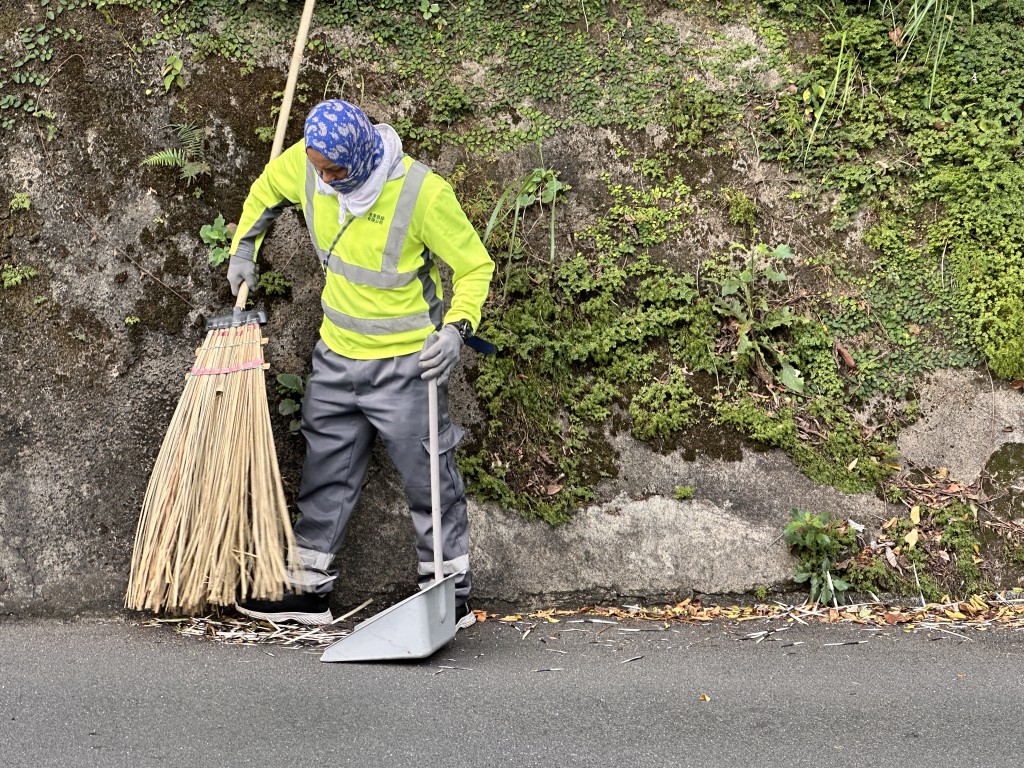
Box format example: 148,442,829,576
126,323,295,615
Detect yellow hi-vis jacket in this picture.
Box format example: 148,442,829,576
229,140,494,360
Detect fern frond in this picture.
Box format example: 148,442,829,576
141,148,188,168
172,122,205,159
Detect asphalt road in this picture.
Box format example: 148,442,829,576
1,613,1023,767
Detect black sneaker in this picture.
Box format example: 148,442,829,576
455,602,476,630
235,592,333,626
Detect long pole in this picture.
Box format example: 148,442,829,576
271,0,317,160
428,378,443,584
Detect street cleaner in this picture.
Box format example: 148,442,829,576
229,99,494,628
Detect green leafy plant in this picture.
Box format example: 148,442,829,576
275,373,307,434
720,187,757,227
784,508,856,605
8,193,30,211
200,214,235,267
141,123,210,186
124,315,141,325
419,0,440,21
711,243,807,394
673,485,695,501
162,52,185,91
2,263,38,289
630,368,701,440
483,160,569,297
887,0,974,107
257,270,291,297
800,31,856,165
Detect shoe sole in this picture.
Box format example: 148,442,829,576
234,603,333,626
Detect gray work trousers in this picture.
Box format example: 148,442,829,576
291,340,471,605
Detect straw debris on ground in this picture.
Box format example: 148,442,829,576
153,591,1024,650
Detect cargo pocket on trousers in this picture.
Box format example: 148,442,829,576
420,423,466,496
420,423,465,456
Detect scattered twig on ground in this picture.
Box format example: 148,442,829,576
146,591,1024,648
143,614,352,649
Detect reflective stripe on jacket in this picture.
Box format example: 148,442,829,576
230,140,494,360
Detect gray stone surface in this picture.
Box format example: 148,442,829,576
471,495,793,601
897,369,1024,483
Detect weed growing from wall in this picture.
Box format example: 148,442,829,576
761,2,1024,380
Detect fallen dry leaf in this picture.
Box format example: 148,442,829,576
883,612,911,624
699,693,711,702
885,547,899,570
834,342,857,370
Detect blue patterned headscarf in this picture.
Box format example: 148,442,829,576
303,100,384,194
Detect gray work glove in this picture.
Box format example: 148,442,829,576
226,253,258,296
418,324,463,384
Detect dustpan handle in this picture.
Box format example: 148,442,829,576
428,378,443,583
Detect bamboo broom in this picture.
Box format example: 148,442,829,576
126,0,317,615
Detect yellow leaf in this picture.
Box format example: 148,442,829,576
910,505,921,524
847,458,859,471
905,528,920,549
699,693,711,702
937,466,948,479
499,614,522,622
945,610,967,620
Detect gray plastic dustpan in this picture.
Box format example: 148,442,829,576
320,378,459,663
320,572,460,662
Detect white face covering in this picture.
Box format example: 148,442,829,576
314,123,407,222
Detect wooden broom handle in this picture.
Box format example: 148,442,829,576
271,0,317,161
236,0,315,313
